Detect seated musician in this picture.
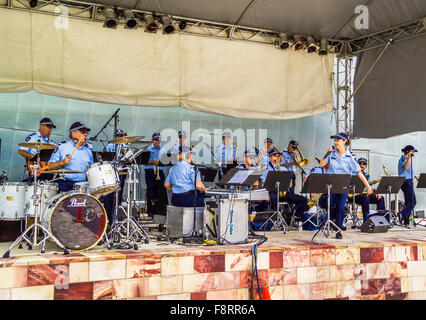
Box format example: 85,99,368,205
259,149,308,219
281,140,299,192
348,157,386,223
18,117,57,181
164,146,207,207
47,122,93,192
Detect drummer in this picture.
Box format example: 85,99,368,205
47,122,93,192
18,117,57,181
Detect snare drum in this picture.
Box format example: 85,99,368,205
0,183,27,220
24,182,58,217
73,181,91,194
41,192,107,251
86,162,120,196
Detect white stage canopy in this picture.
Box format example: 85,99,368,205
0,9,334,120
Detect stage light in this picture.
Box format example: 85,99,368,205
306,35,319,53
144,14,158,33
161,16,175,34
293,35,305,51
318,37,328,55
103,7,117,29
124,10,137,29
29,0,37,7
278,33,292,50
179,21,187,31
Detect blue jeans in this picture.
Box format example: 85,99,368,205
319,193,348,229
401,179,416,219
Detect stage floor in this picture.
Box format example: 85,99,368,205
1,221,426,300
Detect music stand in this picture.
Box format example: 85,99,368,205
261,171,293,233
414,174,426,227
92,151,116,162
299,174,326,231
199,167,218,183
308,174,352,241
347,175,367,228
376,176,405,228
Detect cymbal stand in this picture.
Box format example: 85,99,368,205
108,146,149,249
3,147,70,258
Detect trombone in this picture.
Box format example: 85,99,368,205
292,147,310,167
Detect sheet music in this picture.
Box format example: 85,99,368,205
228,169,254,184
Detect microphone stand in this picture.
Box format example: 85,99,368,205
89,108,120,142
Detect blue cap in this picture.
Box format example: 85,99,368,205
402,145,417,153
178,131,186,138
357,157,368,164
289,140,298,148
69,122,90,133
40,117,56,128
115,129,125,136
330,132,349,142
265,137,273,143
152,132,161,140
269,149,281,157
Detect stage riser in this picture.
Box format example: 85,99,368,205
0,244,426,300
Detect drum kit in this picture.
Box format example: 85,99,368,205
1,135,151,258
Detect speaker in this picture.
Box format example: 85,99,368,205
360,215,389,233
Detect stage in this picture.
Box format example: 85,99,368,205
0,223,426,300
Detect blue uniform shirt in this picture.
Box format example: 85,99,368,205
165,160,201,194
106,143,128,155
306,166,324,178
325,148,361,175
214,143,235,167
260,148,271,167
49,140,93,182
398,155,414,180
20,131,56,155
145,143,167,170
281,149,295,171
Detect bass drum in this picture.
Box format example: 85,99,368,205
41,193,107,251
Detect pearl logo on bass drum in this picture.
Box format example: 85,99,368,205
68,198,87,207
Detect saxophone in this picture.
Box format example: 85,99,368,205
308,193,322,208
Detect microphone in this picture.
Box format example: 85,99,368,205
323,146,335,160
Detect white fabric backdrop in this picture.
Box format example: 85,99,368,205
0,8,334,119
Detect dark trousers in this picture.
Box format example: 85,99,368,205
348,194,385,221
101,175,126,225
56,179,76,192
319,193,348,229
268,191,308,219
145,169,166,215
171,191,206,207
401,179,416,219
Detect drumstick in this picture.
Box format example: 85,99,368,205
69,137,83,159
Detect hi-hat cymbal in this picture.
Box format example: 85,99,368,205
43,169,83,174
18,142,57,150
108,136,145,144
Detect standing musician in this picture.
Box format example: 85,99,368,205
281,140,299,192
319,132,373,239
171,131,191,155
214,131,236,180
260,149,309,219
18,117,57,181
106,129,129,156
164,146,207,207
258,137,274,167
144,132,167,218
398,145,419,226
47,122,93,192
348,158,386,223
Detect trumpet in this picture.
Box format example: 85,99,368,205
293,147,310,167
154,165,160,180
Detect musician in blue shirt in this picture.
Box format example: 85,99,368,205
214,132,236,180
281,140,299,192
398,145,419,226
106,129,129,156
319,132,373,239
258,138,273,168
164,146,207,207
48,122,93,192
171,131,191,155
260,150,308,220
144,132,168,217
18,117,57,181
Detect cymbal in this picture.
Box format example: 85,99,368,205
43,169,83,174
108,136,145,144
18,142,57,150
130,140,152,147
